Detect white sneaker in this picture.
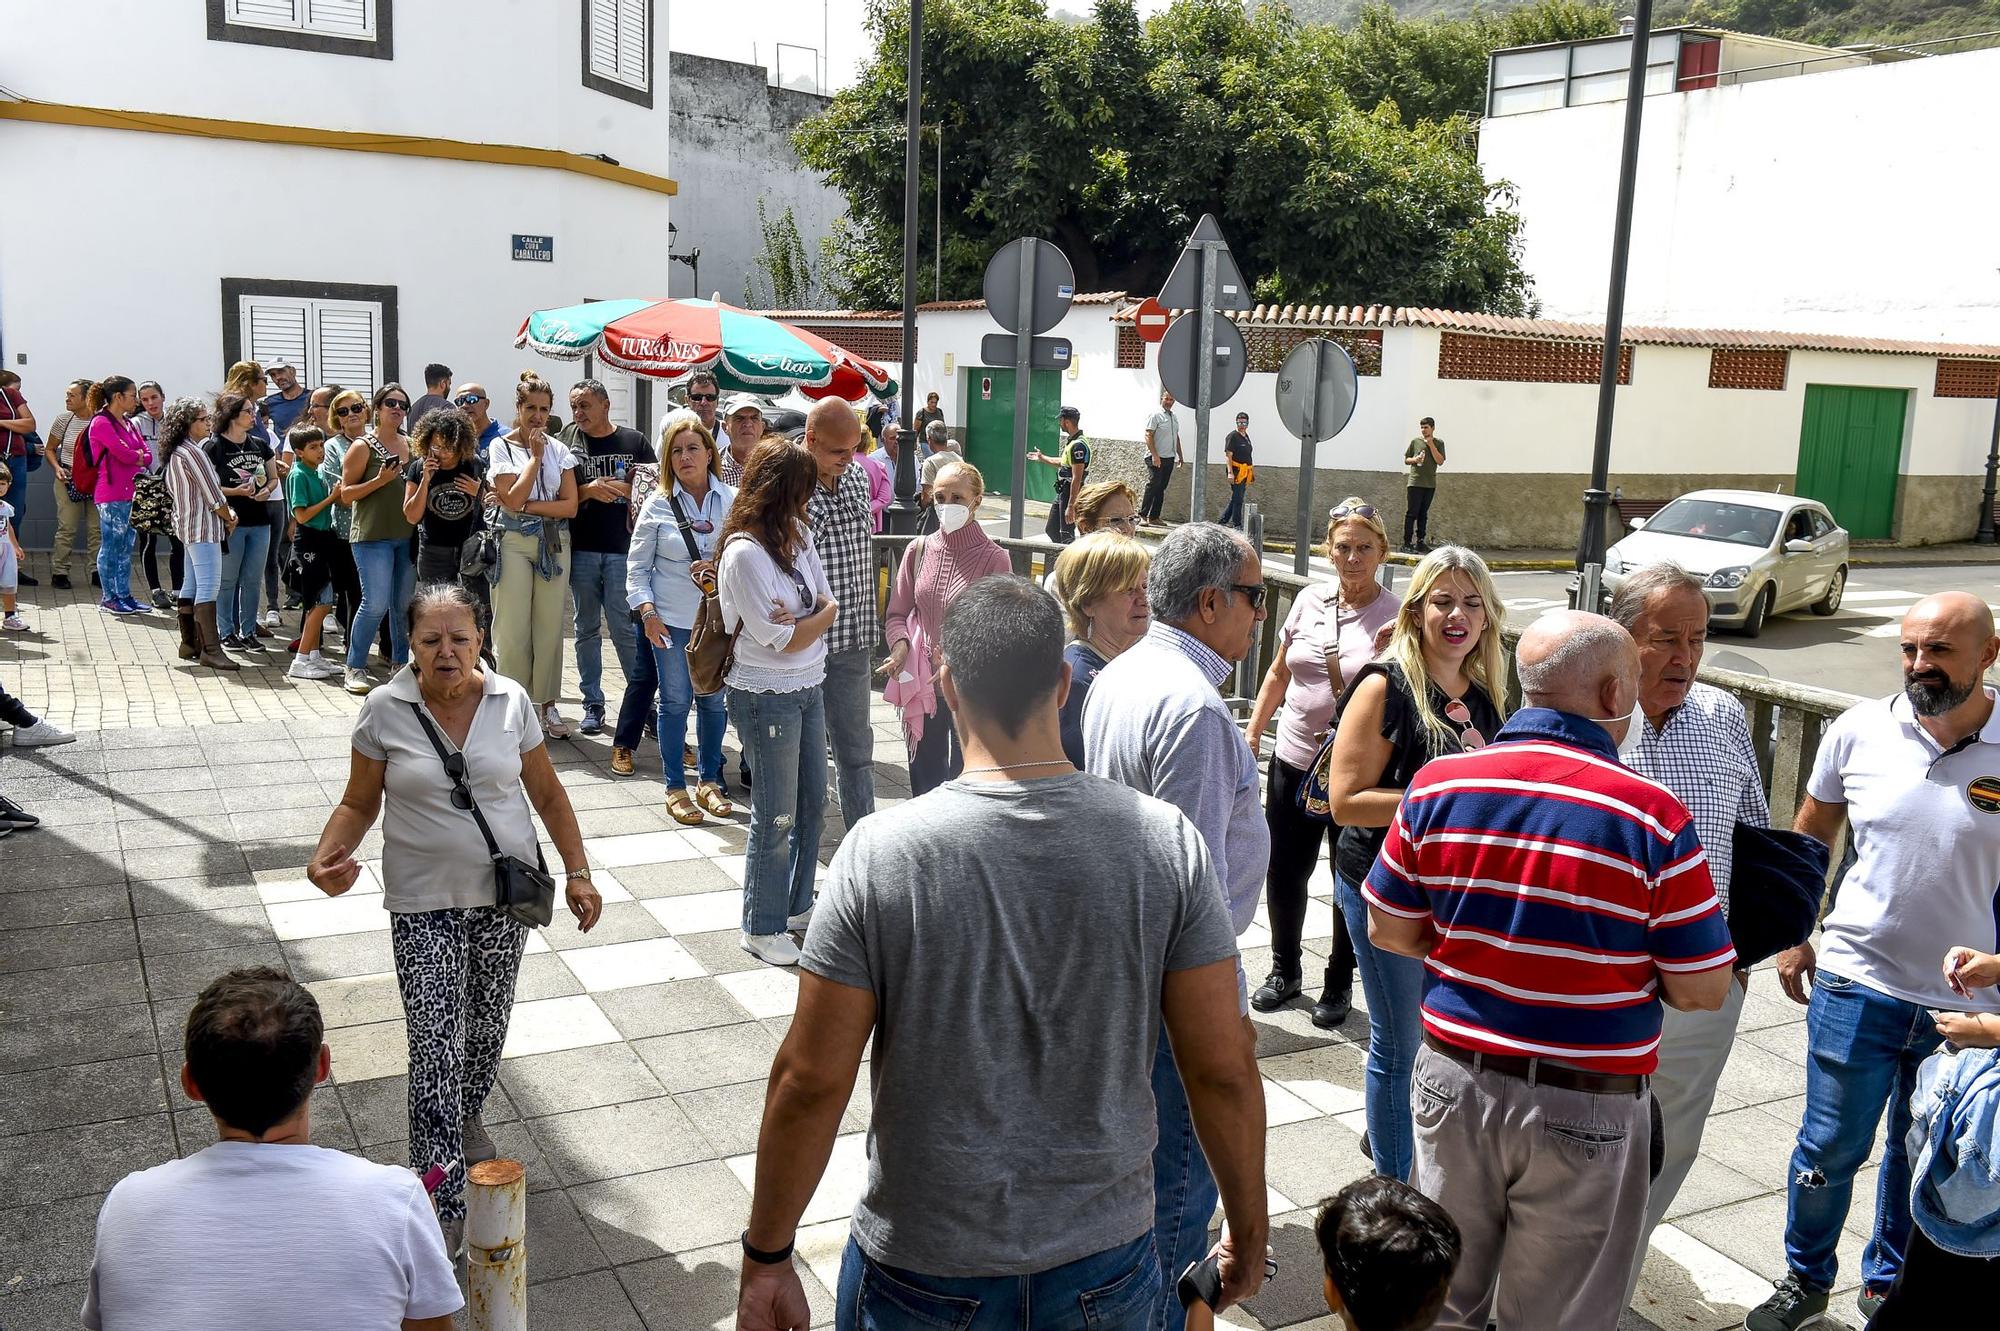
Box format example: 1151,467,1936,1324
740,931,802,967
12,719,76,747
786,906,815,932
541,704,571,739
1,613,26,631
262,610,282,628
343,668,374,695
288,654,338,681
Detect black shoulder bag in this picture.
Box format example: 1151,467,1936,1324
408,702,556,927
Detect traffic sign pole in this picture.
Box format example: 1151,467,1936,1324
1273,337,1359,576
1192,244,1218,524
1010,239,1037,539
1295,339,1320,576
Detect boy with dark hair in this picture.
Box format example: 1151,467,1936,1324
83,967,461,1330
1315,1176,1461,1331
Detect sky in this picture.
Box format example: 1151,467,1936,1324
669,0,1179,93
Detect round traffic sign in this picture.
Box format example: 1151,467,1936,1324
1158,312,1247,407
1132,297,1171,344
1274,338,1358,444
982,238,1076,337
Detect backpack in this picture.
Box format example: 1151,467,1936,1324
64,415,102,498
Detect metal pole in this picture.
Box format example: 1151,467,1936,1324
1192,244,1218,524
466,1160,527,1331
1237,503,1264,701
887,0,924,536
1573,0,1654,597
1979,385,2000,543
1293,340,1320,576
935,126,943,303
1009,239,1036,539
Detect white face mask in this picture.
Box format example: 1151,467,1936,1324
935,502,972,534
1589,699,1646,759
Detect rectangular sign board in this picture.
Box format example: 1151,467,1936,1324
512,234,554,262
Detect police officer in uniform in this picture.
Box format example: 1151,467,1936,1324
1032,405,1090,545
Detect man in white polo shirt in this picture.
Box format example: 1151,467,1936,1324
1747,591,2000,1331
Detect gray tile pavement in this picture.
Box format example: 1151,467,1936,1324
0,588,1875,1330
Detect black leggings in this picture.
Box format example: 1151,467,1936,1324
1870,1225,1998,1326
1264,756,1357,987
142,532,184,593
1403,486,1435,544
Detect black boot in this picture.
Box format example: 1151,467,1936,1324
1311,965,1352,1029
1250,966,1303,1012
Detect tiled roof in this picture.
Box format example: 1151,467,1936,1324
1105,301,2000,359
917,291,1126,312
759,292,1125,320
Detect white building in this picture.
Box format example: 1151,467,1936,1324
1478,27,2000,341
0,0,679,548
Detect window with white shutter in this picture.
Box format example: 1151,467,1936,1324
581,0,653,107
209,0,390,59
225,280,397,395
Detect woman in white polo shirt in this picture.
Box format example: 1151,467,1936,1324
306,582,601,1256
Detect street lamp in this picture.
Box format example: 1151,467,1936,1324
886,0,925,535
667,222,701,300
1978,385,2000,543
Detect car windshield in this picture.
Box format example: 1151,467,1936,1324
1644,499,1780,548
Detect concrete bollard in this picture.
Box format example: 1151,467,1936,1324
465,1158,527,1331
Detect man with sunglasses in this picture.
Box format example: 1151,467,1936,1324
453,383,502,455
684,370,721,437
1364,610,1734,1330
1083,522,1272,1329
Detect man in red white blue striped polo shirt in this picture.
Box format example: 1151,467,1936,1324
1364,611,1737,1330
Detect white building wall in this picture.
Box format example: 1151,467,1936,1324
1479,48,2000,341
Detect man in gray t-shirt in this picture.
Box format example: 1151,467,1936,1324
1139,388,1184,525
735,576,1268,1330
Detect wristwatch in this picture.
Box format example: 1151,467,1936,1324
564,868,593,884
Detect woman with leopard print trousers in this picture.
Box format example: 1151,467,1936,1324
308,583,601,1257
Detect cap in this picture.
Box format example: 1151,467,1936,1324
721,392,766,419
266,358,297,372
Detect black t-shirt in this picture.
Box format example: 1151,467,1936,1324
559,424,656,553
1331,661,1503,888
403,456,486,546
206,435,276,526
1225,430,1253,466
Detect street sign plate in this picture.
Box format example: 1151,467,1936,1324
982,238,1076,336
511,234,554,262
980,333,1073,370
1132,297,1171,344
1157,213,1251,312
1274,338,1359,443
1158,312,1247,406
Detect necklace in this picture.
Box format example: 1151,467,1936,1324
959,759,1073,775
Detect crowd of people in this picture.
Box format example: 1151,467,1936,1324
10,357,1998,1330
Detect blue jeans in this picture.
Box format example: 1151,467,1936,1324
822,647,877,825
349,537,415,670
836,1232,1159,1331
177,540,222,605
726,685,826,935
216,523,271,637
1337,871,1426,1181
1784,970,1942,1292
1149,1025,1217,1331
1218,482,1246,528
96,500,135,600
5,457,28,537
655,633,724,790
569,550,637,708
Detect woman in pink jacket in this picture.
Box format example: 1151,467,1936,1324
882,458,1011,794
85,376,154,616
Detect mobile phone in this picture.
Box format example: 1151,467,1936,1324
1176,1253,1279,1309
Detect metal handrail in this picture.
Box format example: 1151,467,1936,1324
1711,29,2000,86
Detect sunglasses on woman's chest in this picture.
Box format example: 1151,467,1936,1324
1444,698,1486,751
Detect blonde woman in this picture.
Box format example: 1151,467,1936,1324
1245,499,1401,1028
1049,531,1150,767
223,360,289,624
339,383,416,694
320,388,369,637
487,372,579,735
1325,543,1507,1181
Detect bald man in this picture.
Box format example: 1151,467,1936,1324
1748,592,2000,1330
453,382,502,453
1365,611,1734,1330
803,400,878,829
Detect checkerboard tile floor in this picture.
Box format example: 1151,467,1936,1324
0,567,1865,1330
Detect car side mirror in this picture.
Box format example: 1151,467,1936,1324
1783,538,1812,553
1627,516,1646,530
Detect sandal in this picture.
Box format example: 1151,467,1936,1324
665,788,704,826
695,782,734,819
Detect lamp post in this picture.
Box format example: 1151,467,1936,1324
667,222,700,301
1979,383,2000,543
1573,0,1655,609
887,0,925,535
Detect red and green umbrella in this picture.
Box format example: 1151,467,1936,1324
514,297,897,401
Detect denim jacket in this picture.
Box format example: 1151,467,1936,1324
1906,1042,2000,1257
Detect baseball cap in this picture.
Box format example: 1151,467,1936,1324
722,392,766,419
266,358,297,372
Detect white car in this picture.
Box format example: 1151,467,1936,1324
1601,489,1849,637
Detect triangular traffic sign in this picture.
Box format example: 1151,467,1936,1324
1157,213,1252,312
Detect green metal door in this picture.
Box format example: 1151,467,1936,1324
960,366,1061,503
1795,385,1905,539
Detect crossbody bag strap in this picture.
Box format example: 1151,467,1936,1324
665,491,703,564
1321,603,1349,702
407,701,505,862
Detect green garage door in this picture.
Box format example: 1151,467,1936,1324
1795,385,1905,539
960,366,1060,504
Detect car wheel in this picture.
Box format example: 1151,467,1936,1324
1739,584,1774,638
1811,565,1847,616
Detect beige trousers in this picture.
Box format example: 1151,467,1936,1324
491,529,568,704
51,485,100,576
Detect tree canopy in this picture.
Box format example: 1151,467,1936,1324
795,0,1614,315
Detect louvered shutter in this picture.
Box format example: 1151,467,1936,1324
314,302,381,393
587,0,648,92
242,300,311,380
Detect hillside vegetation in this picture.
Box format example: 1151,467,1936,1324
1290,0,2000,47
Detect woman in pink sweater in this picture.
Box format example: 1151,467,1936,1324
84,376,154,616
882,459,1012,794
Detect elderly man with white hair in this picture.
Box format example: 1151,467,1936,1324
1364,610,1736,1331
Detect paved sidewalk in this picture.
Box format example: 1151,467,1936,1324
0,561,1874,1331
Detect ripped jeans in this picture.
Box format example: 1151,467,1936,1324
726,683,826,936
1782,969,1942,1292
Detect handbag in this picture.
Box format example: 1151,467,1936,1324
132,470,175,535
407,701,556,928
1296,605,1352,824
671,493,736,696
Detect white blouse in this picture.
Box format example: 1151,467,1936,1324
716,526,835,694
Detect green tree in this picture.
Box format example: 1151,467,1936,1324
797,0,1543,313
745,200,820,309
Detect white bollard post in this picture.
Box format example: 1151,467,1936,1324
465,1159,527,1331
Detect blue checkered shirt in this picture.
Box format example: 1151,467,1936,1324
1625,681,1770,912
809,461,878,656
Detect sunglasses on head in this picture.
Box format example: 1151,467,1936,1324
335,404,366,418
1445,698,1486,751
687,392,718,403
1329,503,1378,520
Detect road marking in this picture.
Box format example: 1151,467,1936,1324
1841,589,1921,602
